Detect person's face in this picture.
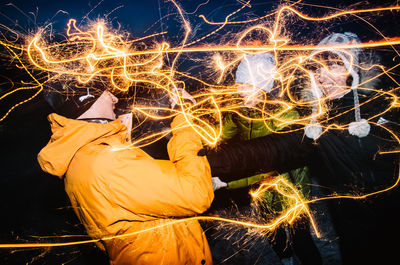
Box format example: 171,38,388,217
91,90,119,120
315,63,350,100
237,83,263,107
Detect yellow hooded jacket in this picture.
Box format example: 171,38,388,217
38,113,214,265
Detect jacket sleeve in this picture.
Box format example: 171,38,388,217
94,114,214,218
166,114,215,213
206,129,316,182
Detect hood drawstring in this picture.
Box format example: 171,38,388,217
305,32,370,140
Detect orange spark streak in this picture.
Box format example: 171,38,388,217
0,2,399,252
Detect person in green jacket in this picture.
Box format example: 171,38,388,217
208,52,321,264
214,52,310,204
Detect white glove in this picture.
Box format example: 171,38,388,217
212,177,228,191
170,88,196,109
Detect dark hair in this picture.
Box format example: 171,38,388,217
43,82,102,119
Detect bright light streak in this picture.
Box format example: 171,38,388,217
0,1,399,251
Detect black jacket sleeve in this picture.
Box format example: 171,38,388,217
205,130,316,182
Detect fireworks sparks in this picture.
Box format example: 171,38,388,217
0,175,315,249
0,0,399,255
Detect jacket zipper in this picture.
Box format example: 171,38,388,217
249,120,253,139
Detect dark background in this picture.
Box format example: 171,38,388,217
0,0,400,264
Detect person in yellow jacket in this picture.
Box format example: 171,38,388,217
38,86,214,265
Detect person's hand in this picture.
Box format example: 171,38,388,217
170,88,196,109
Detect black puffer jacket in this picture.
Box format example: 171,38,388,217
311,91,398,193
206,90,398,193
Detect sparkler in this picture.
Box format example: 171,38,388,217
0,0,399,256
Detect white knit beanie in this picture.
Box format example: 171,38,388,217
305,32,370,140
235,52,277,92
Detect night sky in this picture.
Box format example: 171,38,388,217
0,0,399,264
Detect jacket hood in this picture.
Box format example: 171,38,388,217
38,113,126,178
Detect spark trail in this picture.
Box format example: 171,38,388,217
0,0,399,252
